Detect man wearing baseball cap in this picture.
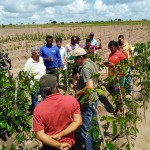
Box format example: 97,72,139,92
69,47,99,150
33,74,82,150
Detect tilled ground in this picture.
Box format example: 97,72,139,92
0,24,150,149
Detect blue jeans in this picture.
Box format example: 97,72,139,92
31,88,46,108
80,100,98,150
126,67,132,94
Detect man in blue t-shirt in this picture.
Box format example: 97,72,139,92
40,35,63,76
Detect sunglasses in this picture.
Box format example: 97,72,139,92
34,52,40,54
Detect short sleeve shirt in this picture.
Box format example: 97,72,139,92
108,50,126,76
122,42,132,59
59,46,67,63
65,43,80,57
23,57,46,80
91,39,98,46
75,59,99,101
33,93,80,147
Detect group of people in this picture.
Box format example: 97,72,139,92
105,35,134,114
23,32,133,150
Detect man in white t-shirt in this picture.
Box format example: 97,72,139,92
65,36,80,57
24,46,46,108
56,37,68,70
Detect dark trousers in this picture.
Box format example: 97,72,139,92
43,144,76,150
46,68,59,84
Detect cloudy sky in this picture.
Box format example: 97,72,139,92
0,0,150,25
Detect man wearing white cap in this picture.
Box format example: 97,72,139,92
69,47,99,150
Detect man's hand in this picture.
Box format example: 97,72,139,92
75,92,79,99
50,134,61,140
45,57,53,61
108,62,115,67
98,36,101,42
103,61,109,67
59,142,71,150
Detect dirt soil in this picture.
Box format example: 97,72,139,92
0,24,150,149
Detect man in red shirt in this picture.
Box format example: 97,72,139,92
33,74,82,150
84,38,102,54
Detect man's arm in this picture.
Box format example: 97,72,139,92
75,80,94,98
122,50,129,59
36,130,71,149
97,37,102,49
63,48,68,65
56,48,63,68
51,113,82,140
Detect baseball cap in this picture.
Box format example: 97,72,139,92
89,32,94,36
39,74,57,90
68,47,87,60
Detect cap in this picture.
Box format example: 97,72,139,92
89,32,94,36
68,47,87,60
39,74,57,90
31,46,40,53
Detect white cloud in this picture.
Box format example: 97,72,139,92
0,0,149,24
45,7,55,15
93,0,149,20
93,0,129,20
66,0,90,14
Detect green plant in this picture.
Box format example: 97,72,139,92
0,70,37,149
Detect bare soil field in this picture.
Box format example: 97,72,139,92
0,24,149,77
0,24,150,149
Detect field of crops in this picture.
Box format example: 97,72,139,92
0,22,149,77
0,22,150,149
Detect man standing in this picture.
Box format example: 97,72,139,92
40,35,63,75
69,48,99,150
65,36,80,88
65,36,80,57
88,32,102,49
84,32,102,54
33,74,82,150
75,36,82,48
118,35,134,93
118,35,133,59
84,38,102,54
23,46,46,108
56,37,68,70
89,32,98,46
